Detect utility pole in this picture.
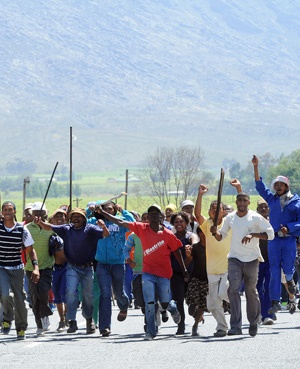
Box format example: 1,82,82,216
73,198,82,207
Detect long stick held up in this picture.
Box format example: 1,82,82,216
40,162,59,212
212,168,225,234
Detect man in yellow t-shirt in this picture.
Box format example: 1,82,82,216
195,182,240,337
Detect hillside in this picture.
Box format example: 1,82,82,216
1,0,300,172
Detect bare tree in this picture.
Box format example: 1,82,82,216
144,147,172,207
143,146,205,208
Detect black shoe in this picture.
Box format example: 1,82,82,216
228,327,242,336
100,328,111,337
286,279,296,295
214,329,227,337
268,300,281,315
289,302,296,314
67,320,78,333
86,318,96,334
249,324,258,337
117,310,128,322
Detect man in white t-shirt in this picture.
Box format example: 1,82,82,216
210,192,274,337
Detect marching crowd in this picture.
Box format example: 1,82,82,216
1,155,300,341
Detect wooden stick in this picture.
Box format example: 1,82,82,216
212,168,225,234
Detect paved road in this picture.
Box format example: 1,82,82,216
0,299,299,369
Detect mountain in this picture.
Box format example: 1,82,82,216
1,0,300,173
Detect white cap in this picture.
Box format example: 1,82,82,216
271,175,290,190
32,202,48,213
181,199,195,209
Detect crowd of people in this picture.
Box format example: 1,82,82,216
0,154,300,341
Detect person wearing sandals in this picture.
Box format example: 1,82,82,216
185,227,208,336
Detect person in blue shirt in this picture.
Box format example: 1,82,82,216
94,201,135,337
252,155,300,314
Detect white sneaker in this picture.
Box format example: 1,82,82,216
144,332,154,341
41,316,51,331
36,328,45,337
262,317,274,325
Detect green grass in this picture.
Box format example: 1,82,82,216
1,170,262,218
7,194,261,221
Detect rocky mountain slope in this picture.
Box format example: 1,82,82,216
1,0,299,172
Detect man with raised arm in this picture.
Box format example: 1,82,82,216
194,179,241,337
96,203,189,340
252,155,300,314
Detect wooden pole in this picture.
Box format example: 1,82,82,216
73,197,82,207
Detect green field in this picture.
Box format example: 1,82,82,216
6,194,261,221
1,169,262,218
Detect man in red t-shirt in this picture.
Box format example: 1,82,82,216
97,204,189,340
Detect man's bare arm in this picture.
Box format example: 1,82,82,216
26,245,40,283
35,218,53,231
252,155,260,181
194,184,208,225
230,178,243,193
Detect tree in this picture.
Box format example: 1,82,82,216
267,150,300,194
73,184,82,197
221,152,278,194
143,146,205,208
5,158,37,174
229,162,241,179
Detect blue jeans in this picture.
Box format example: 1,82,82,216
257,261,273,320
142,272,176,337
124,263,133,304
268,237,296,301
52,264,67,304
66,263,93,321
96,263,129,332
